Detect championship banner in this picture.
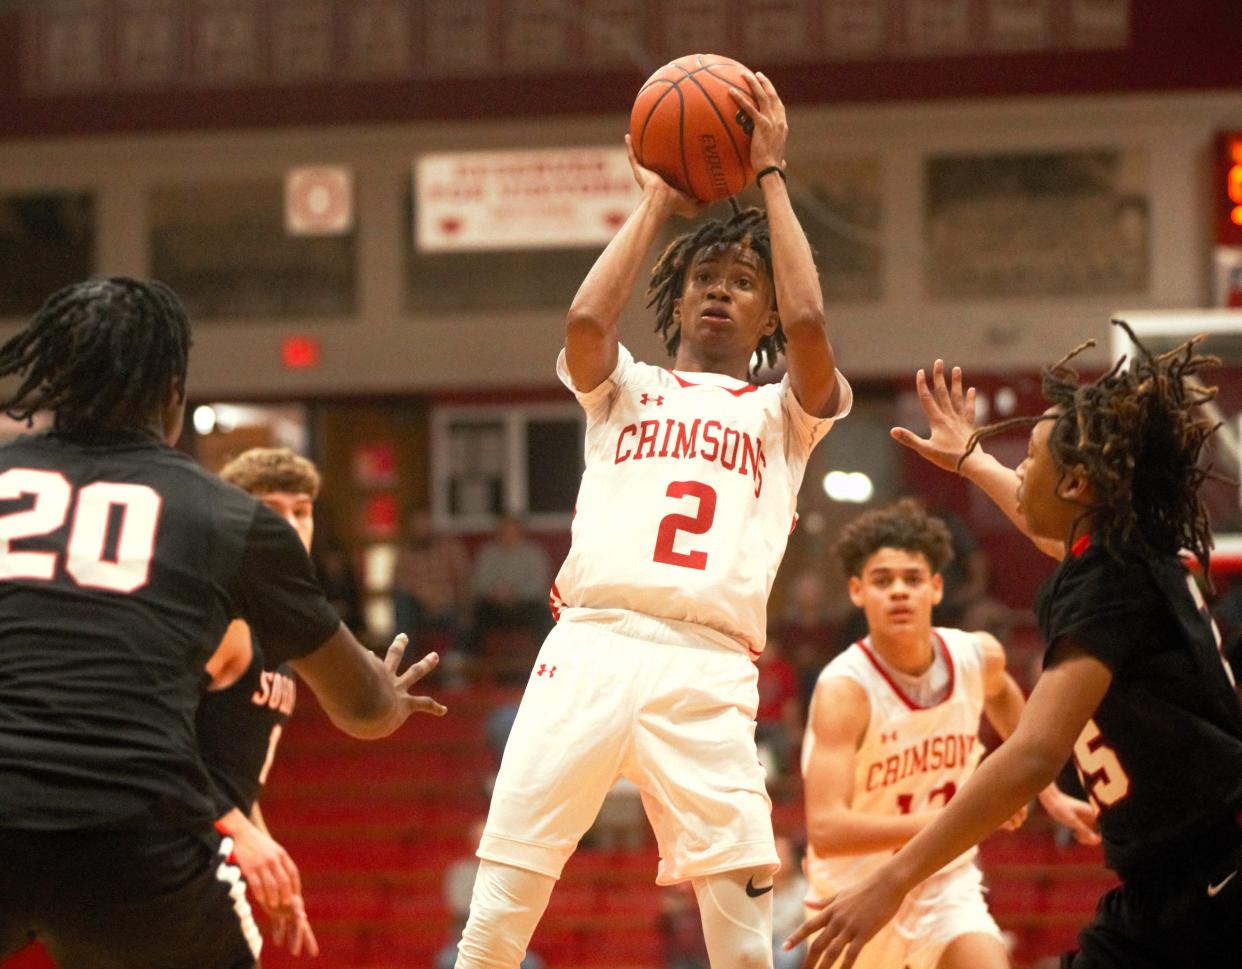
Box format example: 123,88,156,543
414,147,639,252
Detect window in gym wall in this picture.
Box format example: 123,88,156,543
0,191,94,318
792,156,884,303
148,179,355,320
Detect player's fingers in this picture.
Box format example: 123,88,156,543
394,649,438,687
270,856,296,910
889,427,932,457
300,913,321,958
271,911,288,947
282,853,303,900
931,359,953,409
841,939,864,969
914,368,936,410
950,366,965,410
403,693,448,717
383,633,409,673
250,866,279,912
965,386,976,420
756,70,780,101
728,85,759,122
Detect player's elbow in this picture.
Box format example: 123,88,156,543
565,306,612,342
805,808,850,857
1002,731,1070,791
779,305,826,340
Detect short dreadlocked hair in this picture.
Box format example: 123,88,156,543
646,206,787,375
219,447,321,500
963,319,1222,572
834,498,955,578
0,277,191,435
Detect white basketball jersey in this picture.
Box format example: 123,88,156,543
552,344,852,658
802,628,988,895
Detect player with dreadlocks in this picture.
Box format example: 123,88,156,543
0,277,445,968
456,72,851,969
789,323,1242,969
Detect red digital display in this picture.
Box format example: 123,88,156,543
1218,131,1242,247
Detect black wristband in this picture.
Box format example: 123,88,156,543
755,165,787,187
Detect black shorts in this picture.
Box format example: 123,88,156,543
0,826,259,969
1063,838,1242,969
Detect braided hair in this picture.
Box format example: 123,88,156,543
646,206,787,376
963,319,1222,573
0,277,192,435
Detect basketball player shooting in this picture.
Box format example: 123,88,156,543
454,71,852,969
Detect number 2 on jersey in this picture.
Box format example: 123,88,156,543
0,468,161,593
653,481,717,570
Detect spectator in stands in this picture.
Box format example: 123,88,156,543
771,834,809,969
392,509,471,662
437,818,544,969
471,514,553,653
755,635,802,790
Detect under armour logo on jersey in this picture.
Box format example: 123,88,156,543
536,664,557,678
639,393,664,406
881,731,899,743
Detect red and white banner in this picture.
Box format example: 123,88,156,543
414,148,639,252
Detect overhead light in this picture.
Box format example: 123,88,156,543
823,470,874,504
192,405,216,435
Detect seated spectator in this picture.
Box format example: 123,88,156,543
584,778,648,851
392,509,471,668
471,514,553,674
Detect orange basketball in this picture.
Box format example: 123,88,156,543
629,53,755,203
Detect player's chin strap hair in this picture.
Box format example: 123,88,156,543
962,318,1224,581
647,204,788,378
0,276,192,435
691,868,776,969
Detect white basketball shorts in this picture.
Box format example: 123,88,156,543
477,609,779,886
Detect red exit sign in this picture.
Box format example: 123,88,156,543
1219,131,1242,247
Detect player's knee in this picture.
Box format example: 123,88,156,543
731,933,774,969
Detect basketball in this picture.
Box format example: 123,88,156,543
629,53,755,203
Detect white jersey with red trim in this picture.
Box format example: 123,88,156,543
802,627,988,895
551,344,851,658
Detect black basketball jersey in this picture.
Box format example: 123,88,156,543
0,430,340,832
196,637,295,815
1036,535,1242,882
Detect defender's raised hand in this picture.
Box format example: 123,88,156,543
890,360,979,475
728,71,788,174
382,633,448,720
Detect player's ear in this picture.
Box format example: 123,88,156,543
1057,465,1092,504
847,575,865,608
672,297,683,322
761,309,779,338
930,572,944,606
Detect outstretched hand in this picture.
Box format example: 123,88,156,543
382,634,448,722
728,71,788,175
786,872,905,969
624,134,701,218
890,359,980,475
